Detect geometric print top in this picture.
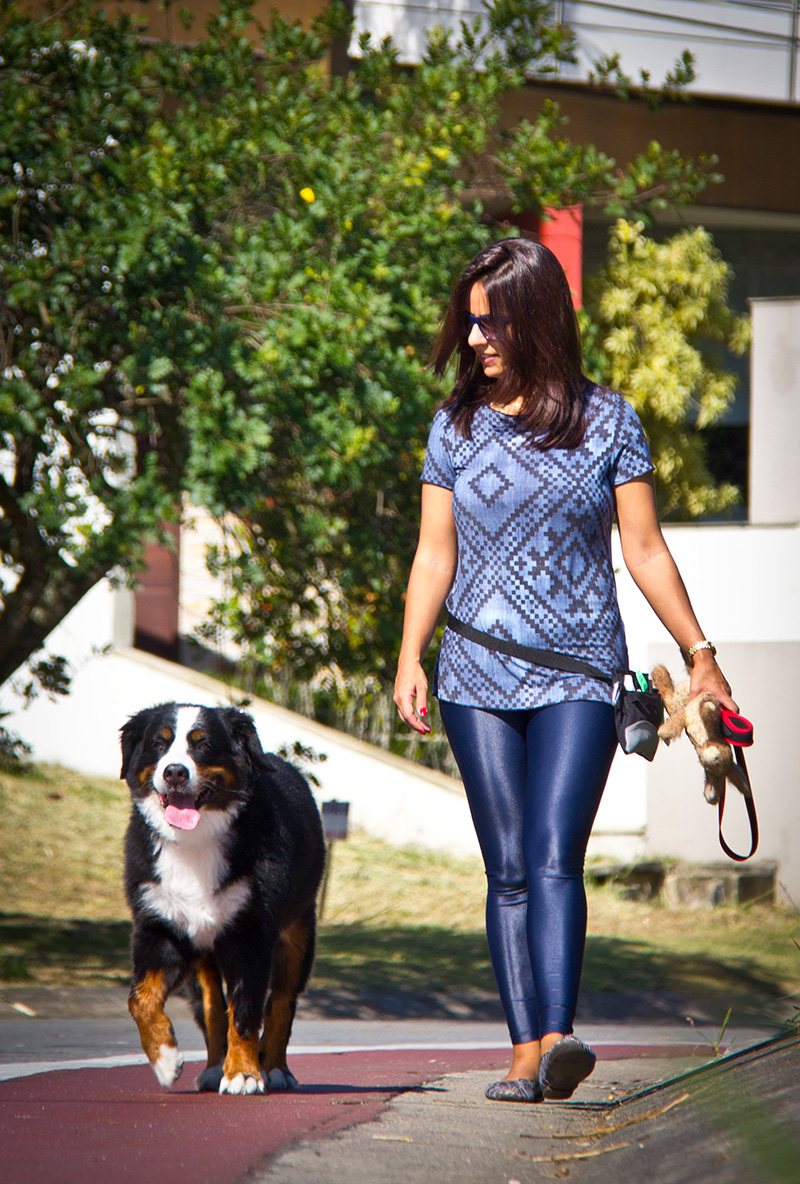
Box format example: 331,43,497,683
421,384,654,710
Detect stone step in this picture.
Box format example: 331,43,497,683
587,859,777,908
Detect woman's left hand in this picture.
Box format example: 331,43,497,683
687,652,738,713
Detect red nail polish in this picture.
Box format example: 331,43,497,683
420,707,427,717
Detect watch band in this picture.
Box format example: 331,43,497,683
686,639,717,661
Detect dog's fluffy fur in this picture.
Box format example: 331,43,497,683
120,703,325,1095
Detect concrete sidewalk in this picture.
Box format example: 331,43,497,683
260,1031,800,1184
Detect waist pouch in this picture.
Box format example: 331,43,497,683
445,612,663,761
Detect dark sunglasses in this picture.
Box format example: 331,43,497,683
465,312,507,341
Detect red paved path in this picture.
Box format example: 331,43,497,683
1,1047,508,1184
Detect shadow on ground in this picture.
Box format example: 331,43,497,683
0,914,790,1029
582,934,790,1026
0,913,131,984
309,925,789,1027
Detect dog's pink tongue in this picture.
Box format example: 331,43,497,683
165,794,201,830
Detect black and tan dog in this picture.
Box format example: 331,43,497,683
120,703,325,1095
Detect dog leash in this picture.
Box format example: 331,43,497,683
717,709,758,862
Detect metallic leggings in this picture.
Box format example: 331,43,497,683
439,699,617,1044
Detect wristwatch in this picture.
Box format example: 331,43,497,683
685,639,717,663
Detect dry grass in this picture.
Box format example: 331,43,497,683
0,764,129,922
320,835,486,931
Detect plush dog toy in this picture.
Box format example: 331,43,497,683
650,664,751,805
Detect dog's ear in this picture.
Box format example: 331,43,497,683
218,707,265,769
120,708,156,780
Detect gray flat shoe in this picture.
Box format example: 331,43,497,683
539,1036,596,1100
485,1077,543,1103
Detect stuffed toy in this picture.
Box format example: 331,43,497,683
650,664,751,805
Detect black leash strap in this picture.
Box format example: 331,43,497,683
717,727,759,862
446,613,613,684
714,748,757,861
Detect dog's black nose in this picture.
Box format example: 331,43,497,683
162,763,190,787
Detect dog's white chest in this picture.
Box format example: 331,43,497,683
139,823,251,949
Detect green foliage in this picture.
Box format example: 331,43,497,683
0,718,31,772
0,0,236,684
0,0,745,705
588,47,697,108
276,739,328,788
586,220,750,518
495,108,720,221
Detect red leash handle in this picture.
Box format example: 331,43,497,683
720,709,754,747
717,710,758,862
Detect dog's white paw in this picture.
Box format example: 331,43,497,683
265,1068,298,1091
153,1044,184,1089
195,1065,224,1092
220,1072,265,1096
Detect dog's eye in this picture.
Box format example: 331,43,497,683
189,732,209,753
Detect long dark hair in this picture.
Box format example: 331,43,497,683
434,237,587,448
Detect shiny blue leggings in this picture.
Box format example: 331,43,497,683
439,699,617,1044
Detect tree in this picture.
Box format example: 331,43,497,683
1,0,741,715
0,2,245,689
586,220,749,518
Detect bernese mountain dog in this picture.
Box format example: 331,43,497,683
120,702,325,1095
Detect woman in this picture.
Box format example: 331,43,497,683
393,238,737,1104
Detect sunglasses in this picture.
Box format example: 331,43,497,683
465,312,507,341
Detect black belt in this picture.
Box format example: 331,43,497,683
446,612,613,684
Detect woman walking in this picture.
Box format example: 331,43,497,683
393,238,737,1103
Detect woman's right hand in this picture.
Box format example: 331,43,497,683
393,484,457,736
393,656,432,735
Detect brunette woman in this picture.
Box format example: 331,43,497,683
394,238,736,1103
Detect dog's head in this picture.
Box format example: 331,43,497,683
120,703,266,833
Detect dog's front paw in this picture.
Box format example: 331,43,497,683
195,1065,224,1092
265,1068,298,1091
152,1044,184,1089
220,1072,265,1096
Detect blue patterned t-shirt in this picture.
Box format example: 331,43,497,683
421,384,654,709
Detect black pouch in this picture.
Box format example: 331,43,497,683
444,614,664,759
613,671,664,761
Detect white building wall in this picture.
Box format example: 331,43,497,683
750,297,800,525
353,0,800,103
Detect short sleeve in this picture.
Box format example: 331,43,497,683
611,397,654,486
420,408,455,490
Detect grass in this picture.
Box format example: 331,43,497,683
1,763,799,1028
0,764,130,922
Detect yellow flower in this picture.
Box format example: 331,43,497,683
299,187,315,203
